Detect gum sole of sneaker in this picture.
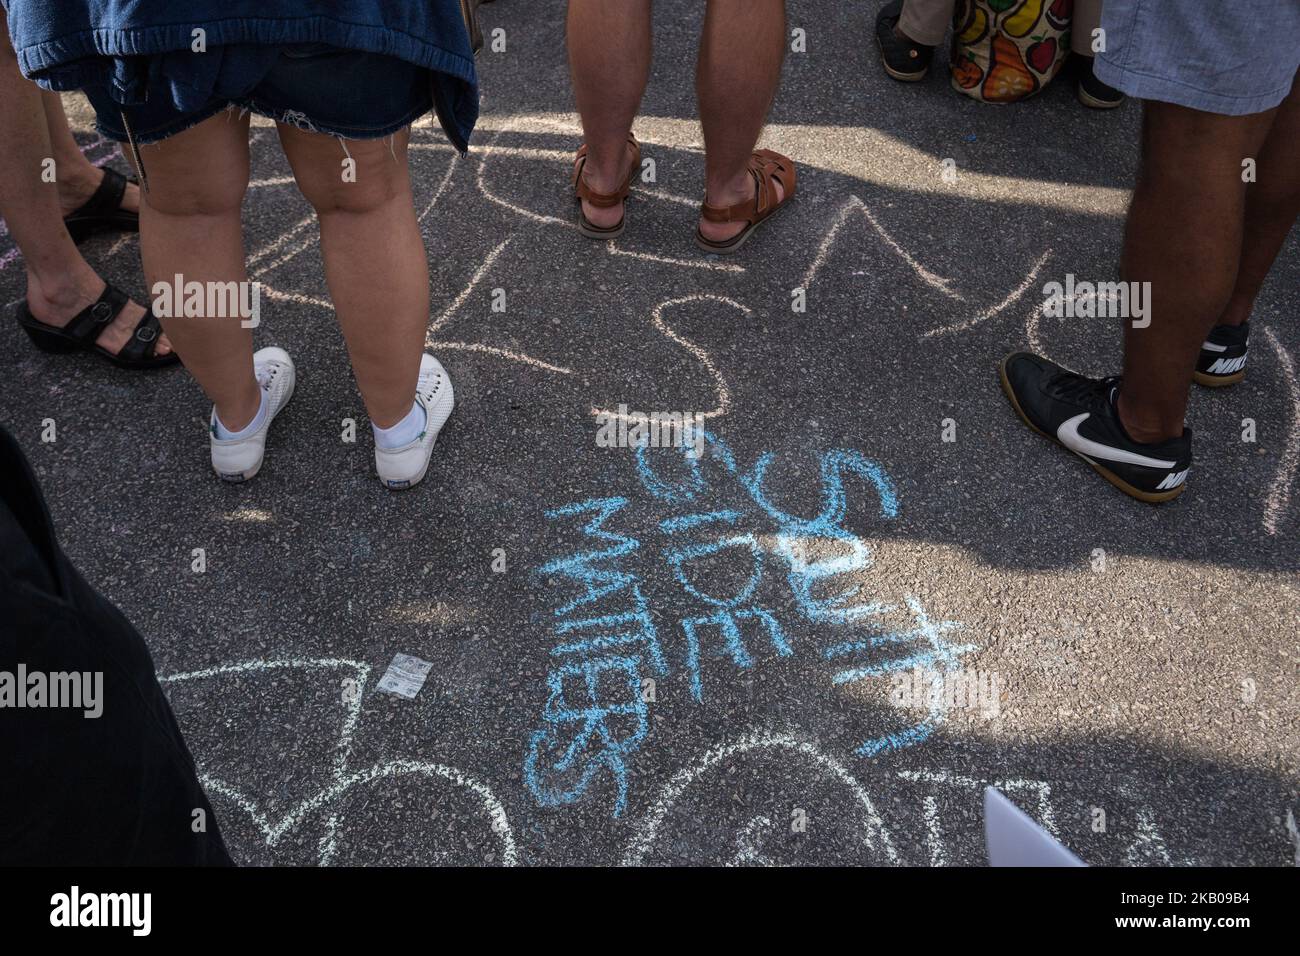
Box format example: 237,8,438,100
998,357,1185,505
1077,87,1124,110
1192,369,1245,388
882,61,928,81
877,47,928,81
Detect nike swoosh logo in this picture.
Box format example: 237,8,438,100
1056,414,1177,469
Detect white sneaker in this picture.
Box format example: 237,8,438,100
374,353,455,490
209,346,296,482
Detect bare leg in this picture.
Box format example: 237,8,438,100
697,0,788,243
566,0,652,230
41,89,140,217
277,126,428,429
0,19,167,357
134,110,256,426
1217,75,1300,328
1116,100,1278,443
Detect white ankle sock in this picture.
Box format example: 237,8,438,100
214,387,269,441
372,401,426,449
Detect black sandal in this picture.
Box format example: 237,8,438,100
63,167,139,244
16,284,178,371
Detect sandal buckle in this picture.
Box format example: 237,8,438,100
92,301,114,323
135,325,157,343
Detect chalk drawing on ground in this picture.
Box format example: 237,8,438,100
1259,325,1299,536
625,739,1213,866
802,195,963,301
728,815,776,867
798,194,1050,342
921,248,1051,339
589,295,749,425
422,234,575,375
1286,807,1300,866
524,430,981,818
622,730,901,866
159,658,518,866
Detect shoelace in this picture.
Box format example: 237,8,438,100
418,369,442,404
1049,372,1120,409
256,364,279,392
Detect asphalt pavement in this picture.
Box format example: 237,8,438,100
1,0,1296,865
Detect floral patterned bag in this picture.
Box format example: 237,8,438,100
949,0,1074,103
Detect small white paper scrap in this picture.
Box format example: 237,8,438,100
377,653,433,699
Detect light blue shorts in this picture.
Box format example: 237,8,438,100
1095,0,1300,116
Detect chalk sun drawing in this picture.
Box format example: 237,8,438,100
524,431,978,817
626,732,1221,865
623,729,901,866
159,658,518,866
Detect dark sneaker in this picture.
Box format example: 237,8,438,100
1194,321,1249,387
876,1,934,82
1076,55,1125,109
999,352,1193,503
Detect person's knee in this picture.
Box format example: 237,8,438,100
142,159,248,218
1142,102,1272,183
294,149,406,216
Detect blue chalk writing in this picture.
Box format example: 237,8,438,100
841,598,976,757
524,433,977,816
524,655,647,816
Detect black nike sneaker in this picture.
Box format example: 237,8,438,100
876,1,935,82
1194,321,1249,387
999,352,1193,503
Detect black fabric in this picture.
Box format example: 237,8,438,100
0,424,233,865
71,165,129,219
118,308,165,364
60,283,129,346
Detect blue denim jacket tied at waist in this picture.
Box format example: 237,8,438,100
1,0,479,151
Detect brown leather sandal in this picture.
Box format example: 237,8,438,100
572,135,641,240
696,149,798,255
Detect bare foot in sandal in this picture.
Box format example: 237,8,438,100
573,136,641,236
25,259,173,359
698,149,797,253
58,164,141,219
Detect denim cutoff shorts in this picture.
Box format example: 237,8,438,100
83,43,434,145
